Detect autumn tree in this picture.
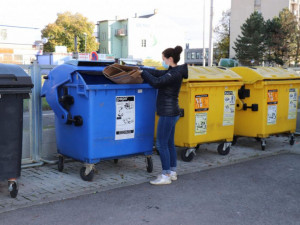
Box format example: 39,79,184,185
277,8,298,66
214,10,230,62
41,12,99,53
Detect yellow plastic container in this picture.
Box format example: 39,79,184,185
231,67,300,150
155,66,243,161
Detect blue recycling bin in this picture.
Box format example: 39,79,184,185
41,60,156,181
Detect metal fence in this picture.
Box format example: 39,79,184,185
20,62,56,168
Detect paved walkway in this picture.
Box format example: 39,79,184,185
0,135,299,214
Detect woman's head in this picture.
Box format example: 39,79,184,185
162,46,183,66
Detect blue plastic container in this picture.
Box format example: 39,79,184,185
42,60,156,179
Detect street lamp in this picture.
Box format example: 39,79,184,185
83,32,87,54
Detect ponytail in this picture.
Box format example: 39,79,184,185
162,45,183,64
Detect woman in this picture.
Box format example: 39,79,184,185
141,46,188,185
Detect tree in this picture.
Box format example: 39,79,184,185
277,8,298,66
41,12,99,53
270,8,298,65
233,11,265,66
214,10,230,62
265,17,283,65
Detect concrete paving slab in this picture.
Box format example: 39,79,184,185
0,134,299,214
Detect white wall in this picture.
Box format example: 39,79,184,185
128,14,186,64
261,0,289,20
230,0,255,58
0,25,41,46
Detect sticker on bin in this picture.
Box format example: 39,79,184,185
267,105,277,125
195,94,209,112
115,96,135,140
223,91,236,126
267,89,278,105
195,113,207,135
288,88,298,120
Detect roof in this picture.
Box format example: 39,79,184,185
138,14,155,18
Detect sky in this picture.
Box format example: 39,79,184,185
0,0,231,48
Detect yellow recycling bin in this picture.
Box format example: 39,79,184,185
155,66,243,162
231,67,300,150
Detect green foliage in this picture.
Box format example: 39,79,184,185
233,11,266,66
265,17,283,65
41,12,99,53
265,8,298,66
214,10,230,62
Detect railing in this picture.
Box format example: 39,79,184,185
20,62,56,168
115,28,127,37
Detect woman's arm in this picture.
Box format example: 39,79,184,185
142,70,178,88
142,67,168,77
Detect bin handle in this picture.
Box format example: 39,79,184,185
0,74,17,81
46,87,69,124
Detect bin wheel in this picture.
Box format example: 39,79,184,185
80,167,94,181
146,157,153,173
232,136,238,146
114,159,119,164
181,148,194,162
58,156,64,172
261,139,266,151
289,135,295,145
8,181,18,198
255,137,261,142
217,143,230,155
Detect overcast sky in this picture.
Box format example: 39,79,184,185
0,0,231,47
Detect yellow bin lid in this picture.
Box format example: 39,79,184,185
185,66,242,82
231,67,300,84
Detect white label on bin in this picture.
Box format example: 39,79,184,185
115,96,135,140
223,91,236,126
288,88,298,120
195,113,207,135
267,105,277,125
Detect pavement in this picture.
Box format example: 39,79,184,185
1,151,300,225
0,134,299,216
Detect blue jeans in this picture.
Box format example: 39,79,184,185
156,115,180,175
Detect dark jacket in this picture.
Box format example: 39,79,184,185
141,64,188,116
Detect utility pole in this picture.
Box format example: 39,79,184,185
73,36,78,59
208,0,214,66
83,33,87,54
203,0,206,67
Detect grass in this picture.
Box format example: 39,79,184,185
23,98,52,112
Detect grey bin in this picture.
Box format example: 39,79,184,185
0,63,33,198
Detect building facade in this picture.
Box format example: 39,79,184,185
185,47,209,66
230,0,300,58
0,25,42,64
97,10,186,63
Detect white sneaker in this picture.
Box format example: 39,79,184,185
150,174,172,185
170,171,177,181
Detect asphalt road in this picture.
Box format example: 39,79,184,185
1,153,300,225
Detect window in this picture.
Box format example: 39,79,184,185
0,29,7,40
100,32,106,41
141,39,147,47
196,52,200,59
187,52,191,59
191,52,196,59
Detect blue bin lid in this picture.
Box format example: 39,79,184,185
41,60,115,124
